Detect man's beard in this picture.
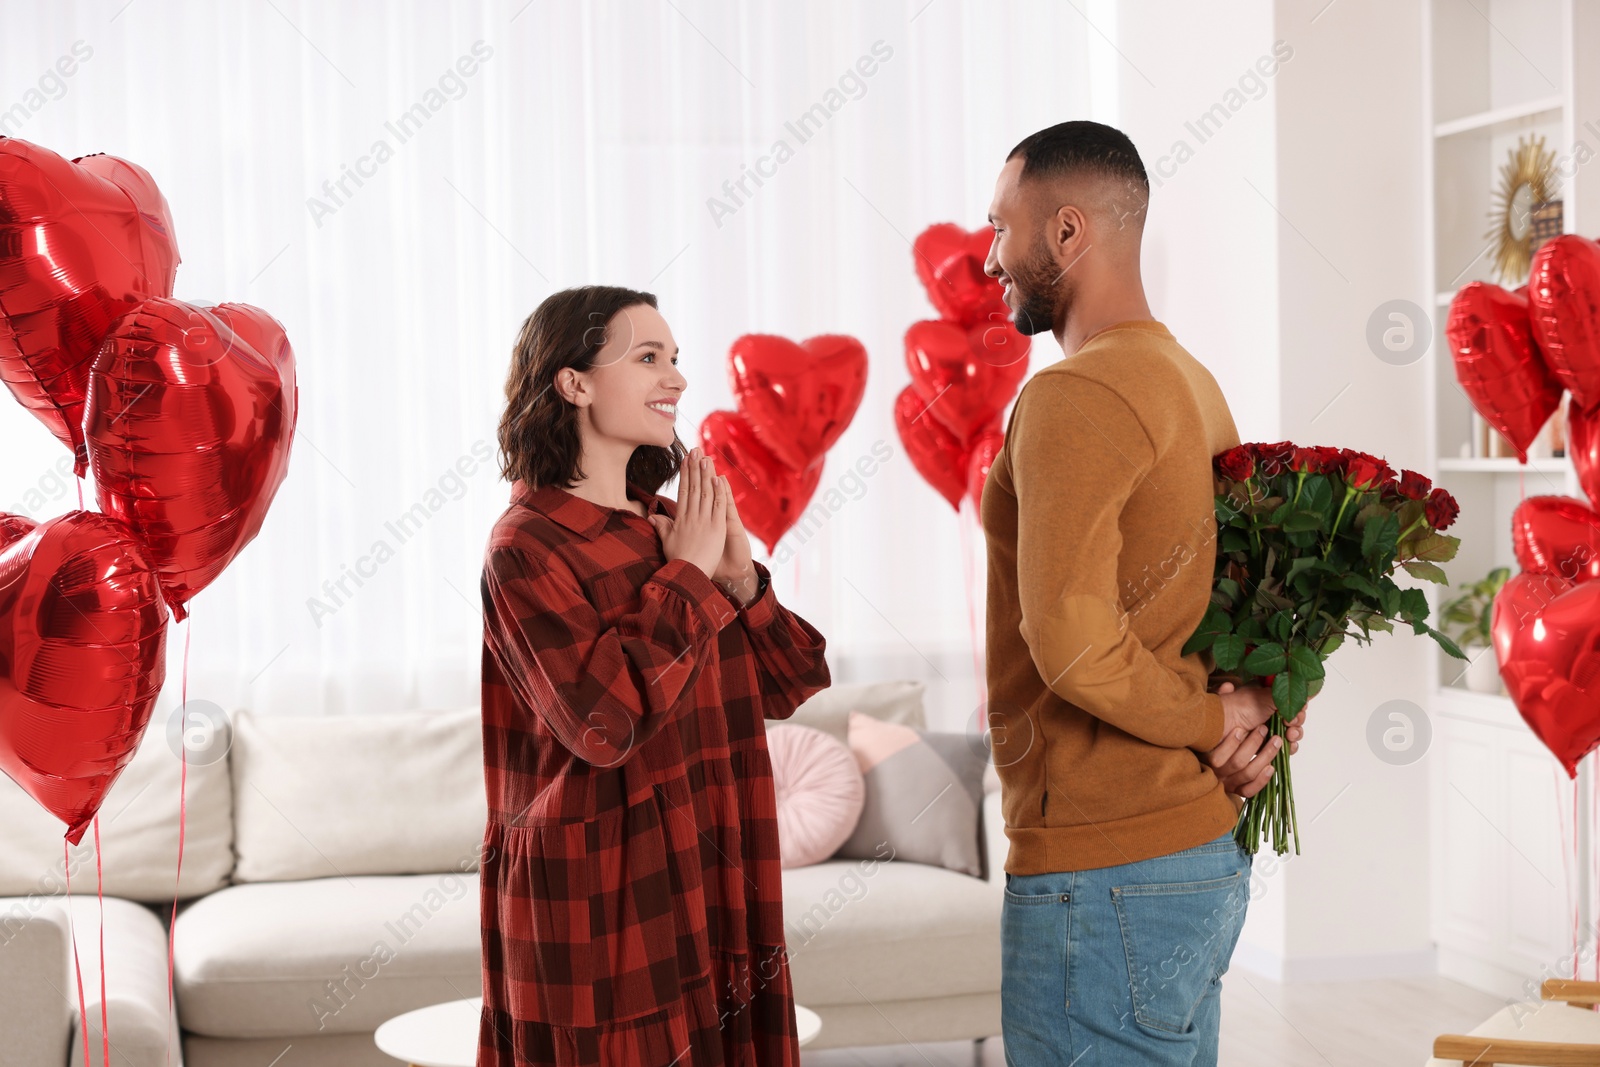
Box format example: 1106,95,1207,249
1007,242,1067,337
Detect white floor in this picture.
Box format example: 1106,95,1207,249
801,974,1508,1066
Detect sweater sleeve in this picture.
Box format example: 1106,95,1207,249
481,544,738,767
729,559,832,717
1010,373,1226,752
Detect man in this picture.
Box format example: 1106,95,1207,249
980,120,1308,1065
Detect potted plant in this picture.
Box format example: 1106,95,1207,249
1439,565,1511,694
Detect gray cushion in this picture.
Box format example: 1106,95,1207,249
834,712,991,876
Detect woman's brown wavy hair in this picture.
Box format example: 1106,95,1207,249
498,285,687,493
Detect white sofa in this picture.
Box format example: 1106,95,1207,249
0,680,1005,1065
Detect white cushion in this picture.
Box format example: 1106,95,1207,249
173,873,481,1038
230,707,486,882
780,679,926,742
781,856,1000,1005
0,703,234,901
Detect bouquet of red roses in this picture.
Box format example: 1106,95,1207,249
1182,441,1466,855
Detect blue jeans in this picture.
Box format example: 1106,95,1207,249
999,830,1252,1066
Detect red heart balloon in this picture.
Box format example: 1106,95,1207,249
894,385,974,511
1445,281,1563,463
966,428,1005,517
699,410,821,555
85,298,298,622
1512,495,1600,582
904,313,1030,441
1493,570,1600,777
913,223,1003,327
0,140,180,476
727,333,867,472
1529,234,1600,410
1565,394,1600,514
0,510,168,844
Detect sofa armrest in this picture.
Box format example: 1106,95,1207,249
0,897,73,1066
981,789,1006,887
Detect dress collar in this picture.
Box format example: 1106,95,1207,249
511,478,669,540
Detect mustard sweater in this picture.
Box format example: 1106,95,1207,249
981,319,1243,873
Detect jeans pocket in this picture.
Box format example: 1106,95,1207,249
1111,868,1249,1034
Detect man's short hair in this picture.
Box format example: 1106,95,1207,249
1007,120,1149,195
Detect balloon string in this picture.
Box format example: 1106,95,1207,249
1576,780,1582,981
164,612,192,1067
94,817,109,1067
1557,764,1578,980
1580,748,1593,991
64,839,89,1067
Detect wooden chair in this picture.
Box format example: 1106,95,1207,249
1428,980,1600,1065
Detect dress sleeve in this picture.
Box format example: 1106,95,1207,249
482,543,739,766
724,558,831,718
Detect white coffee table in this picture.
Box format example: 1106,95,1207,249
375,996,821,1063
796,1003,822,1047
374,997,481,1067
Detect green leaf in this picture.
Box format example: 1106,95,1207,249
1182,604,1231,655
1399,587,1430,622
1243,641,1287,675
1428,626,1469,660
1282,510,1323,533
1400,560,1449,584
1411,532,1459,562
1340,573,1382,598
1362,511,1400,560
1212,633,1246,671
1268,611,1293,643
1300,474,1333,515
1287,644,1325,680
1271,669,1310,716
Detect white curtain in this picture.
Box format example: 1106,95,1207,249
0,0,1101,727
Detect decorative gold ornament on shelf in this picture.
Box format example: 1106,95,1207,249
1487,133,1558,285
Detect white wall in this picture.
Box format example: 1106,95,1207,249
1269,0,1434,978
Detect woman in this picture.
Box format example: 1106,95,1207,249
477,285,831,1066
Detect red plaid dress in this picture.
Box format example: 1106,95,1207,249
477,477,831,1066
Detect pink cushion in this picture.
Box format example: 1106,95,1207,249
767,724,865,868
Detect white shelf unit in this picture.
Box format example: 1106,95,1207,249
1424,0,1598,1000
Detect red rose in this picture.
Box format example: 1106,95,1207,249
1217,445,1256,481
1288,446,1323,473
1314,446,1343,474
1255,441,1296,477
1425,486,1460,530
1397,469,1432,501
1339,448,1395,491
